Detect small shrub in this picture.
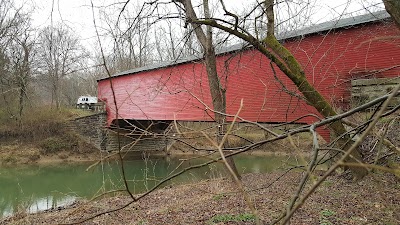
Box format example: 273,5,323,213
320,209,335,217
40,133,78,154
137,220,148,225
212,193,225,201
3,155,17,164
40,137,68,154
319,209,336,225
322,180,333,187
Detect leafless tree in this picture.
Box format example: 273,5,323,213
97,3,154,72
0,0,34,123
173,0,241,179
61,71,98,106
36,25,88,109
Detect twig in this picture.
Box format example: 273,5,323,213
338,162,399,174
90,0,134,201
286,124,320,217
202,99,260,225
279,83,400,224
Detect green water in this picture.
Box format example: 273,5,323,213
0,154,300,218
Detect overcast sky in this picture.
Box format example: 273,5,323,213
15,0,384,52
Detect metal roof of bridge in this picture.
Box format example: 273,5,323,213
98,10,390,81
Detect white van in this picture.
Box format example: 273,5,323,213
77,96,98,109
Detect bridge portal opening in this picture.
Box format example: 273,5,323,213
110,119,172,135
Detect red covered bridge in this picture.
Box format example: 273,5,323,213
97,11,400,141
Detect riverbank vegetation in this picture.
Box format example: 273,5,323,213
0,108,98,165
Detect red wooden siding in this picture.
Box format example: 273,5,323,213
98,21,400,140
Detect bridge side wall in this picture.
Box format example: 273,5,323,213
98,21,400,142
69,113,167,152
69,113,108,150
105,131,167,152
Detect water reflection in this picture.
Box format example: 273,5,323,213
0,154,299,218
28,195,76,214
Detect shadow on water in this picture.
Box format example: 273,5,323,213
0,153,302,218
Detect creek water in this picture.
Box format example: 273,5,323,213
0,154,302,218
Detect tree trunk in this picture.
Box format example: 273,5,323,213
204,41,241,180
18,81,25,125
54,77,60,110
176,0,241,179
383,0,400,29
263,0,367,179
18,42,30,125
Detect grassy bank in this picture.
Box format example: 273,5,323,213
0,108,98,165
